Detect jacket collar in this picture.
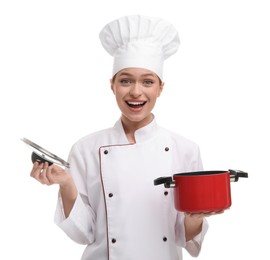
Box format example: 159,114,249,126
113,115,159,144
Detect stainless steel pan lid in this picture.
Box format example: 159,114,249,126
21,137,70,168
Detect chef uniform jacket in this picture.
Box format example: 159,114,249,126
54,117,208,260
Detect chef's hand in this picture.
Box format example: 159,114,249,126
184,210,225,242
30,161,72,186
30,162,78,218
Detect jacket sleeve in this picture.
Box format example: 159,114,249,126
54,144,96,245
174,139,209,256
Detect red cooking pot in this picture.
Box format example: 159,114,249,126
154,170,248,212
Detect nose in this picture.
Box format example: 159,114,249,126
129,82,142,98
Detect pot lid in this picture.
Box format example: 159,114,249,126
21,137,70,168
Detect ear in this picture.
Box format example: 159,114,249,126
110,79,115,94
157,81,164,97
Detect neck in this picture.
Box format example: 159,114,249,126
121,114,154,143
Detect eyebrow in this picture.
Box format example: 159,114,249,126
118,72,155,78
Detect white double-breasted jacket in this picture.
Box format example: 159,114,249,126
55,118,208,260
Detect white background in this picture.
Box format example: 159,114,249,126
1,0,269,259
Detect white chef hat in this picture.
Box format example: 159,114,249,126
99,15,180,80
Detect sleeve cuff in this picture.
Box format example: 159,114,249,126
54,193,95,245
184,218,209,257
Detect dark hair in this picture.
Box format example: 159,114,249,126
111,73,117,84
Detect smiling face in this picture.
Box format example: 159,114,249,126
111,68,164,130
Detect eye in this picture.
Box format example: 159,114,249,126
143,80,154,86
120,79,131,85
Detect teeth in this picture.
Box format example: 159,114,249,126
127,102,144,105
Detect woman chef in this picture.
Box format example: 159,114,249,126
30,15,224,260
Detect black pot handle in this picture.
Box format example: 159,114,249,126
154,177,174,188
229,169,248,182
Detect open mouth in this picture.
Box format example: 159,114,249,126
126,101,147,108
